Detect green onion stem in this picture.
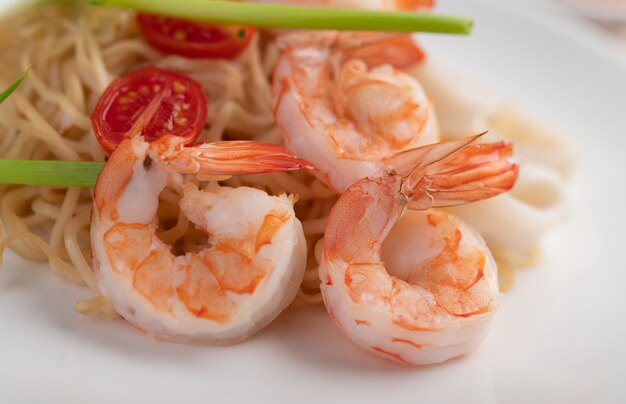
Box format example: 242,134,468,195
0,160,103,187
86,0,473,35
0,67,30,104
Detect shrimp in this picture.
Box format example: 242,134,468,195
320,136,519,365
91,135,312,343
273,36,438,192
267,1,435,194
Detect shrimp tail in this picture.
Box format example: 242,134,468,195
386,134,519,210
164,140,314,175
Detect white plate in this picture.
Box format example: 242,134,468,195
1,1,626,403
555,0,626,23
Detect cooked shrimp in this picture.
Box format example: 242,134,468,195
273,36,438,192
91,136,312,343
320,136,519,365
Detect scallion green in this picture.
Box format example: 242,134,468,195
85,0,473,35
0,160,103,187
0,67,30,104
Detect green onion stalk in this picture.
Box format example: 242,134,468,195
0,160,103,187
86,0,473,35
0,68,30,104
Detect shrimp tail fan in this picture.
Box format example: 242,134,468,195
386,134,519,210
165,140,314,175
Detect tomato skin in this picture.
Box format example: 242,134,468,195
136,14,256,60
91,66,208,154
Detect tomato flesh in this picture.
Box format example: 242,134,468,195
91,66,208,154
137,14,256,59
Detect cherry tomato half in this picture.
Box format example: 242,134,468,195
91,66,208,154
136,14,256,60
